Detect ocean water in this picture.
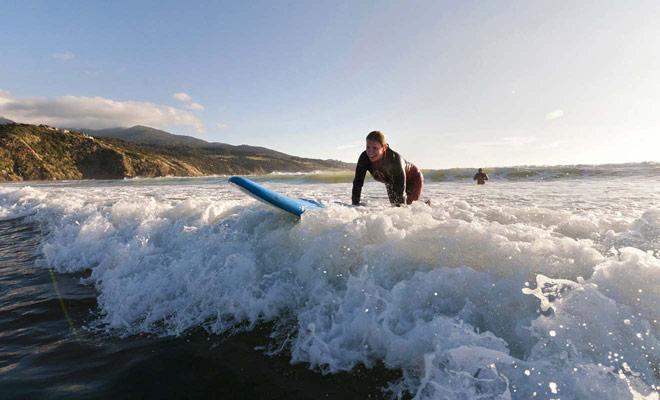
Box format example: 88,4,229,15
1,165,660,399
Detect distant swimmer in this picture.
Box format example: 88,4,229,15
352,130,424,206
473,168,488,185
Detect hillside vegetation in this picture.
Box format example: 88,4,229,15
0,123,352,182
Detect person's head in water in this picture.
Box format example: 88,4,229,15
366,131,388,162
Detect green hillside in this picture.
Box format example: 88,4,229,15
82,125,214,148
0,123,352,182
80,125,288,157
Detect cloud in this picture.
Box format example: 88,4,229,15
173,93,205,111
546,109,564,120
52,51,74,60
173,92,192,102
186,102,205,111
216,123,228,129
0,89,11,105
0,89,206,133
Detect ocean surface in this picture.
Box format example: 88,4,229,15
1,163,660,399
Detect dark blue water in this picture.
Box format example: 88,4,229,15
0,218,400,399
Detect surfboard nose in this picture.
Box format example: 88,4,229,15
228,176,325,217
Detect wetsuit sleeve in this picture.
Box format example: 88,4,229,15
389,152,407,205
351,152,370,205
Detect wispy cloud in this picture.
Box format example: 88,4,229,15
0,89,11,105
0,89,206,133
186,102,205,111
52,51,74,60
173,92,205,112
172,92,192,102
216,123,228,129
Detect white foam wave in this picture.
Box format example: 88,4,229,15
1,177,659,399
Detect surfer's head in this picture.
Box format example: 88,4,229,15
478,168,483,172
366,131,387,162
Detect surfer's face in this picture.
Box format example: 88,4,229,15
366,140,386,162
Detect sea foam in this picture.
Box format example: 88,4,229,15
1,175,659,399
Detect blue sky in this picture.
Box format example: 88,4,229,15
1,0,659,168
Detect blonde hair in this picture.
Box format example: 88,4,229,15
366,130,386,146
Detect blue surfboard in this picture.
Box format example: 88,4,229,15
228,176,325,217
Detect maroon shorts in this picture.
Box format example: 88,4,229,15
405,165,423,204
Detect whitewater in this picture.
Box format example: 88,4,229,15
1,165,660,399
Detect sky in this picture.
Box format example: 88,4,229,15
1,0,659,169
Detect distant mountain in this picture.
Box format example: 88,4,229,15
80,125,288,157
81,125,214,147
0,117,14,125
0,123,352,182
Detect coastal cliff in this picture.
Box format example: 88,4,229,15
0,123,351,181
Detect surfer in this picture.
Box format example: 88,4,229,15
473,168,488,185
352,131,424,206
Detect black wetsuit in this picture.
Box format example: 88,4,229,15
473,172,488,185
352,148,422,206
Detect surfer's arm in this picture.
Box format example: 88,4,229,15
389,153,407,205
352,152,370,205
